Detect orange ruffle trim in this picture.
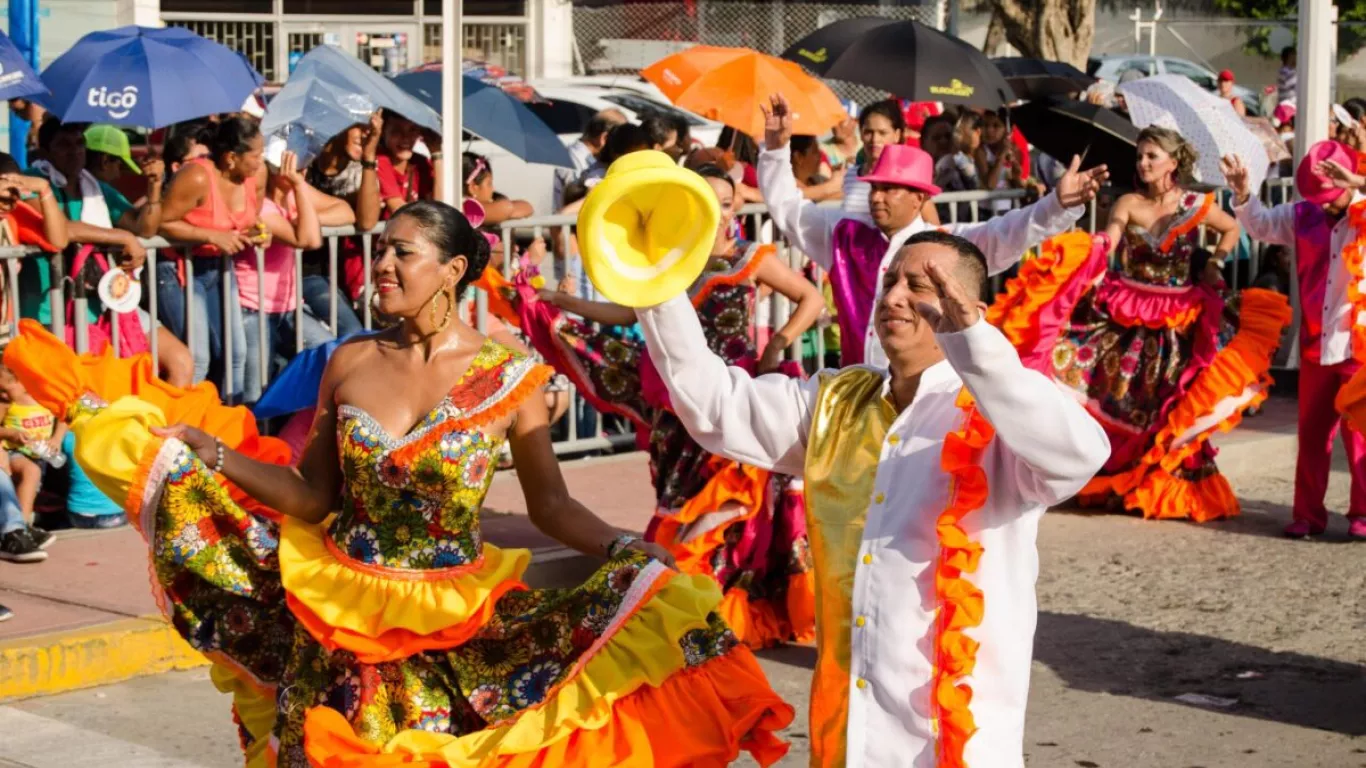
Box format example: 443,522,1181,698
385,365,553,469
932,390,995,767
473,266,546,331
715,568,816,650
1334,202,1366,431
649,456,768,576
986,231,1098,353
689,245,773,309
301,645,792,768
1159,193,1214,254
1081,288,1291,522
3,319,294,523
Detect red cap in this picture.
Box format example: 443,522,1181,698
1218,69,1235,82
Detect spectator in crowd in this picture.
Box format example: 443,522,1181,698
579,122,652,189
0,364,60,562
551,108,625,211
240,151,333,404
899,99,941,149
716,126,765,205
83,124,165,235
820,115,861,171
642,113,683,159
162,122,211,175
1345,99,1366,157
667,113,692,157
788,134,843,202
981,109,1029,215
1278,46,1297,104
1218,70,1248,116
919,113,955,164
302,113,383,338
935,110,984,193
0,152,68,264
843,98,905,214
1332,103,1358,148
7,98,44,159
376,111,442,216
157,116,264,399
463,151,534,225
0,468,34,570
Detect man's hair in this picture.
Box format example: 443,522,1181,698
37,116,88,152
789,134,818,155
0,153,20,176
641,114,676,148
897,230,988,298
1282,46,1296,63
583,110,623,143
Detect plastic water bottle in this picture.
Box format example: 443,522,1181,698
27,438,66,469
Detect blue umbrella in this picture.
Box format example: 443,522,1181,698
391,68,573,168
260,45,442,170
37,25,264,128
0,29,46,101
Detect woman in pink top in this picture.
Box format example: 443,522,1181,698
239,151,336,404
158,117,264,402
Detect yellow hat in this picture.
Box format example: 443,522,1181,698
576,150,720,308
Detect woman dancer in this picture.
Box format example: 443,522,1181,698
514,165,824,647
990,126,1291,522
4,199,792,767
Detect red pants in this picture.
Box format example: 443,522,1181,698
1295,358,1366,528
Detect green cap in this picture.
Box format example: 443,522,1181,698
84,124,141,175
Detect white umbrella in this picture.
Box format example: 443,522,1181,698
1119,74,1270,192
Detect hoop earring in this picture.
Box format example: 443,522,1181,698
428,286,453,333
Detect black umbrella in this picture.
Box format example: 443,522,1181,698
1010,98,1138,175
993,57,1095,101
781,17,1013,109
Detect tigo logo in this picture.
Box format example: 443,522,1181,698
88,85,139,119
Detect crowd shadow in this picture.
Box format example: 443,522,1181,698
1034,610,1366,736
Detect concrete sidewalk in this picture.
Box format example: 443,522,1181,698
0,397,1300,702
0,452,655,701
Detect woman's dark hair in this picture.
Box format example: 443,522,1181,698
921,113,955,136
163,129,203,168
600,123,651,166
37,117,88,152
462,151,491,188
717,127,759,166
391,199,491,298
955,111,984,132
1345,99,1366,123
860,99,907,134
790,134,819,156
692,163,735,191
0,152,20,176
207,116,261,159
640,114,676,148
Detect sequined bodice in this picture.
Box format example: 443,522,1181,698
1119,192,1210,288
328,340,549,571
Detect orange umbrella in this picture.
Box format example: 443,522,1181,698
642,46,846,138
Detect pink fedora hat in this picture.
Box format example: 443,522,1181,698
858,144,942,196
1297,140,1358,207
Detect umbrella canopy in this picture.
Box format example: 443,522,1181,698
261,45,441,169
993,57,1095,102
403,59,544,103
642,45,845,137
781,17,1013,109
1243,116,1292,164
37,25,263,128
0,29,46,101
391,69,572,168
1010,98,1138,176
1119,74,1269,190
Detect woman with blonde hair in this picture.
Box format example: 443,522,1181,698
991,125,1291,523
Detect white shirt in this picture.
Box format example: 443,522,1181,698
758,144,1084,368
636,296,1110,768
1235,192,1366,366
552,140,596,211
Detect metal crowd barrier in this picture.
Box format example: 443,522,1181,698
0,179,1303,454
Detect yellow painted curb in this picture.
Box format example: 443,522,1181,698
0,616,208,701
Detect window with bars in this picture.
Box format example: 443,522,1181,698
424,22,526,74
166,20,277,82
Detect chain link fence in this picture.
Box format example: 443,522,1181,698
573,0,945,105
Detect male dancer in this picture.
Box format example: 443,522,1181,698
1225,144,1366,538
635,230,1110,766
758,94,1109,367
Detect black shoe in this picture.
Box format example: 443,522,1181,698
0,603,11,621
0,529,47,563
27,525,54,551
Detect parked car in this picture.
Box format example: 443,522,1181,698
467,82,725,217
1087,55,1262,116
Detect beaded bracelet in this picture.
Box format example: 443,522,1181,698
211,438,225,474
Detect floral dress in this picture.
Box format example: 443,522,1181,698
3,320,792,768
987,197,1291,523
514,243,816,649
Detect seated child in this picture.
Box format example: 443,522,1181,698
0,365,60,559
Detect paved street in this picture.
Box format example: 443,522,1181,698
3,422,1365,767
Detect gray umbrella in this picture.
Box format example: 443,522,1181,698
260,45,442,168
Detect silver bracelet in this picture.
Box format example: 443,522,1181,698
607,533,639,559
211,438,225,474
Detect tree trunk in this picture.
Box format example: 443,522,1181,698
982,8,1006,56
985,0,1096,70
